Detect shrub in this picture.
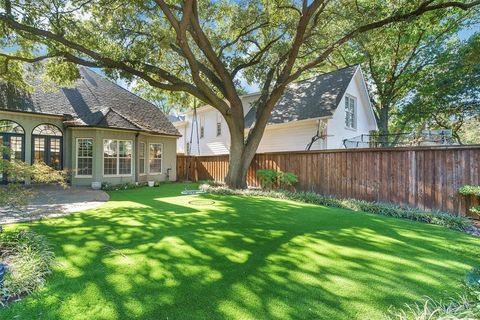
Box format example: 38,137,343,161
256,169,278,190
386,267,480,319
0,230,54,305
256,169,298,190
470,206,480,216
278,172,298,189
200,184,472,231
459,185,480,197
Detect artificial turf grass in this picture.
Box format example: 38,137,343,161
0,183,479,319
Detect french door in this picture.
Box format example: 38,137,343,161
32,136,63,170
0,134,25,184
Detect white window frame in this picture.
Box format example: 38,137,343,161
75,138,94,178
102,139,133,177
345,95,357,130
139,142,146,175
149,143,163,174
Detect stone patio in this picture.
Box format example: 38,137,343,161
0,185,109,224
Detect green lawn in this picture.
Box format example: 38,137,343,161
1,183,479,319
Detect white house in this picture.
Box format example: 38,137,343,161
173,65,377,155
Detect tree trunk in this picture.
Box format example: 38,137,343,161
224,103,269,189
225,129,249,189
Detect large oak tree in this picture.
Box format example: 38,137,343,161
0,0,479,188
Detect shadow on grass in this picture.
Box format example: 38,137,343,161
1,184,479,319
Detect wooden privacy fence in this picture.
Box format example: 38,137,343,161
177,145,480,217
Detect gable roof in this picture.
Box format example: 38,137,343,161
244,65,359,127
0,67,180,136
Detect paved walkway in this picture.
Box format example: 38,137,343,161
0,185,109,224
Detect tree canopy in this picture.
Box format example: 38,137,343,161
1,0,479,187
399,32,480,143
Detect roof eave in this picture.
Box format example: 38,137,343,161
65,124,181,137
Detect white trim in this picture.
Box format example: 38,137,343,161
71,126,179,138
245,116,331,133
102,139,133,177
139,141,146,175
148,142,163,174
75,137,94,178
354,66,378,130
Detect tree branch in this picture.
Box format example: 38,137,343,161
290,0,480,82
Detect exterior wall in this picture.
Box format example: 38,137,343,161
70,128,177,186
176,124,187,154
137,133,177,184
0,110,177,187
176,94,261,156
257,120,327,153
0,110,66,167
326,70,378,149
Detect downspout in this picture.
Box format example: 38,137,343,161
135,132,139,183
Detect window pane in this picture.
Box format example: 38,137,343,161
79,139,93,157
119,141,132,158
149,159,162,173
49,138,61,170
78,158,93,176
77,139,93,176
0,120,24,134
103,140,117,157
33,124,62,136
9,136,23,160
34,137,45,163
149,144,162,173
119,158,131,175
139,143,145,174
104,158,117,175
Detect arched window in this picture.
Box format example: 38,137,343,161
32,124,62,136
0,120,25,184
0,120,25,134
32,124,63,170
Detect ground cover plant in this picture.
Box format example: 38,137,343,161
0,183,479,319
0,230,54,305
387,267,480,319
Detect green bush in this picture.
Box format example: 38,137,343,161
386,267,480,319
470,206,480,216
459,185,480,197
256,169,298,190
278,172,298,189
200,184,472,231
0,230,54,305
256,169,278,189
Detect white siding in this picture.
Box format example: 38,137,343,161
173,68,377,155
181,107,230,156
326,69,377,149
257,120,326,153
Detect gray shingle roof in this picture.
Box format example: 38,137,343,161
0,67,180,136
244,65,359,127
